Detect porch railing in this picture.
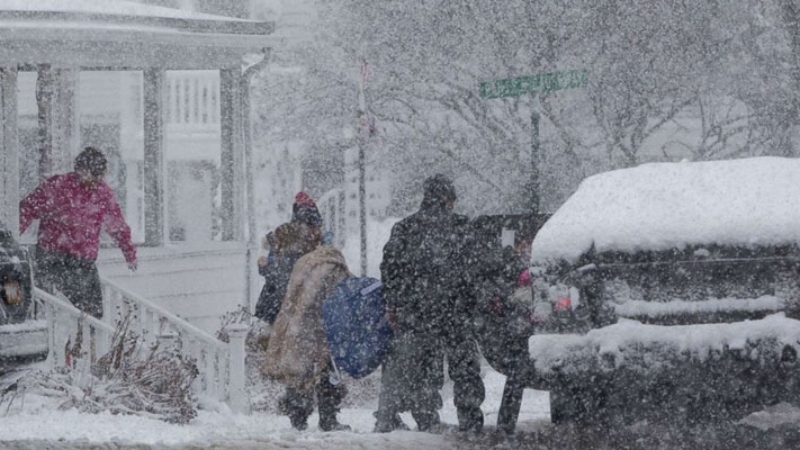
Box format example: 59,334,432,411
33,280,249,413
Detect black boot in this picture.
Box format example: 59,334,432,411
412,410,442,433
374,411,410,433
457,407,484,434
317,373,350,432
279,390,313,431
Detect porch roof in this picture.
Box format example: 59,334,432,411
0,0,276,69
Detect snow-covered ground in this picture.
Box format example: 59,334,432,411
0,366,550,448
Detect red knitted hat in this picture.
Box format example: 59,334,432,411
292,191,322,226
294,191,316,208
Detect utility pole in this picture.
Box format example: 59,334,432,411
357,61,369,277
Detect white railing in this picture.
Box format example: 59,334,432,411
166,70,219,129
100,279,249,413
34,287,115,371
34,280,249,414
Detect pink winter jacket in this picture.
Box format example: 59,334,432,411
20,172,137,263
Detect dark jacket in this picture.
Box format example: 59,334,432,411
380,202,476,335
472,244,531,374
255,251,305,324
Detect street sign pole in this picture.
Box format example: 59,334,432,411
479,69,586,216
357,61,369,277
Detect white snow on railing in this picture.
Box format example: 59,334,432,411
100,279,249,413
34,280,249,414
33,287,114,369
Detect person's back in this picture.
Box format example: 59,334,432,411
381,205,471,333
376,174,485,434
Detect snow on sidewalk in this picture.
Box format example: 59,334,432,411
0,369,551,448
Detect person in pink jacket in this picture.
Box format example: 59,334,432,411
20,147,137,318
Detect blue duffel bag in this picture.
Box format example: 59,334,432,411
322,277,392,379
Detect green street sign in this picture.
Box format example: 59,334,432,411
479,69,587,99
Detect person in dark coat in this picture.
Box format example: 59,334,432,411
472,220,538,434
254,223,307,324
374,174,485,434
254,191,325,324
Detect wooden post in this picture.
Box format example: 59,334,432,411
143,69,166,246
36,67,79,178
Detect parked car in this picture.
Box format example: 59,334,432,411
528,157,800,425
0,221,47,374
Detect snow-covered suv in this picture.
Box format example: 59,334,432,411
529,157,800,425
0,222,47,373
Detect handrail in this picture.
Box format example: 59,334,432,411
33,287,115,370
33,287,114,333
100,280,224,350
99,277,249,413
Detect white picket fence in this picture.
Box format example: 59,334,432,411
33,279,249,413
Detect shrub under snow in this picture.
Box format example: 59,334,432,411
1,313,199,424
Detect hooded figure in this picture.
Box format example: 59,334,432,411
374,174,485,434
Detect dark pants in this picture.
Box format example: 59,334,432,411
280,362,347,430
376,330,444,429
480,333,535,434
35,247,103,319
376,328,485,432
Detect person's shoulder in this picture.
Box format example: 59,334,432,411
46,172,72,186
390,214,415,232
94,180,118,199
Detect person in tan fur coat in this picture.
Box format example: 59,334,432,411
262,224,353,431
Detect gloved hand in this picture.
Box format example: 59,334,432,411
127,261,138,272
386,307,398,331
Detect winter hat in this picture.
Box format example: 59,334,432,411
422,174,457,207
292,191,323,227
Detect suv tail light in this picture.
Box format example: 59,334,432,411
554,296,572,311
0,273,23,305
3,279,22,305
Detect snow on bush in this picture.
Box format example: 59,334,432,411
1,312,199,424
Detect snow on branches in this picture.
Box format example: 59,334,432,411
1,311,199,424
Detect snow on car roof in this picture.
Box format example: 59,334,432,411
531,156,800,264
0,0,252,21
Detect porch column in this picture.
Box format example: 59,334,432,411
36,66,79,178
219,68,245,241
0,68,19,236
143,69,166,246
